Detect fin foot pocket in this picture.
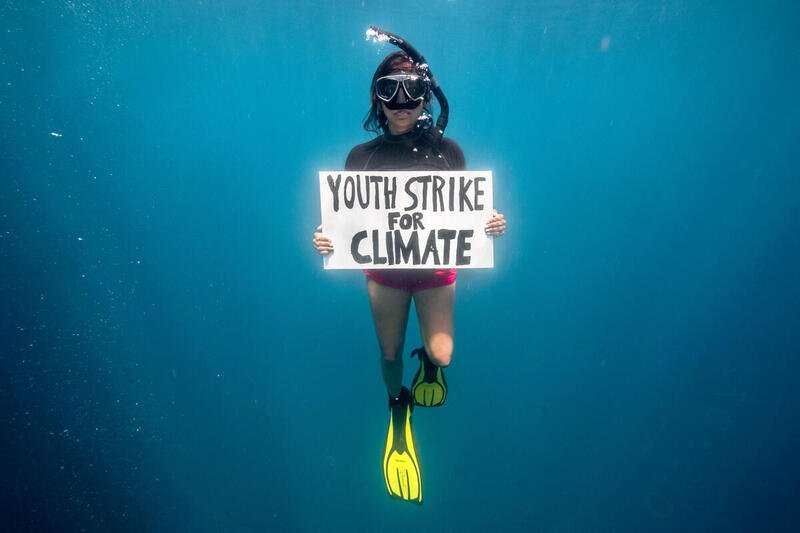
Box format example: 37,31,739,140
410,347,447,407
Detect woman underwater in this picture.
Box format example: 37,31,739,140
312,32,506,504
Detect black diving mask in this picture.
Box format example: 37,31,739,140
375,74,429,109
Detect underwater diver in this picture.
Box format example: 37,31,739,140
312,28,506,504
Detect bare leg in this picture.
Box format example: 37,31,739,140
367,278,412,398
413,283,456,367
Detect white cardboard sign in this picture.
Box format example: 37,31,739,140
319,170,493,269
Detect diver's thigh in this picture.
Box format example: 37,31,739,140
367,278,412,360
413,283,455,365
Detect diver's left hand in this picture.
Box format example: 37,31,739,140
485,209,506,236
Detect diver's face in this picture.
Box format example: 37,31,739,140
381,100,423,135
379,71,424,135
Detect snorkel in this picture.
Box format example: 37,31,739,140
366,26,449,145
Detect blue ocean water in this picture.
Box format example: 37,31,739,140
2,1,799,531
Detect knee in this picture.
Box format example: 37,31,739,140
427,342,453,368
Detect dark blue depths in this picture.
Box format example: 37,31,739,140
1,1,798,531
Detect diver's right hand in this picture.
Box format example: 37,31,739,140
312,224,334,255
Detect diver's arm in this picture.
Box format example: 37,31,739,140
485,210,506,237
312,224,334,255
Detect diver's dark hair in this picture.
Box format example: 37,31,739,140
362,51,433,134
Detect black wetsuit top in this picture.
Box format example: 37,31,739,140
345,128,467,290
345,129,466,173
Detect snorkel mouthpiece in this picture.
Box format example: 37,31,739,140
383,97,422,111
365,25,449,143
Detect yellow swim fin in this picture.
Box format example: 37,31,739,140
383,387,423,504
410,347,447,407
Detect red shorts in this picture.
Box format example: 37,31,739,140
364,269,457,292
